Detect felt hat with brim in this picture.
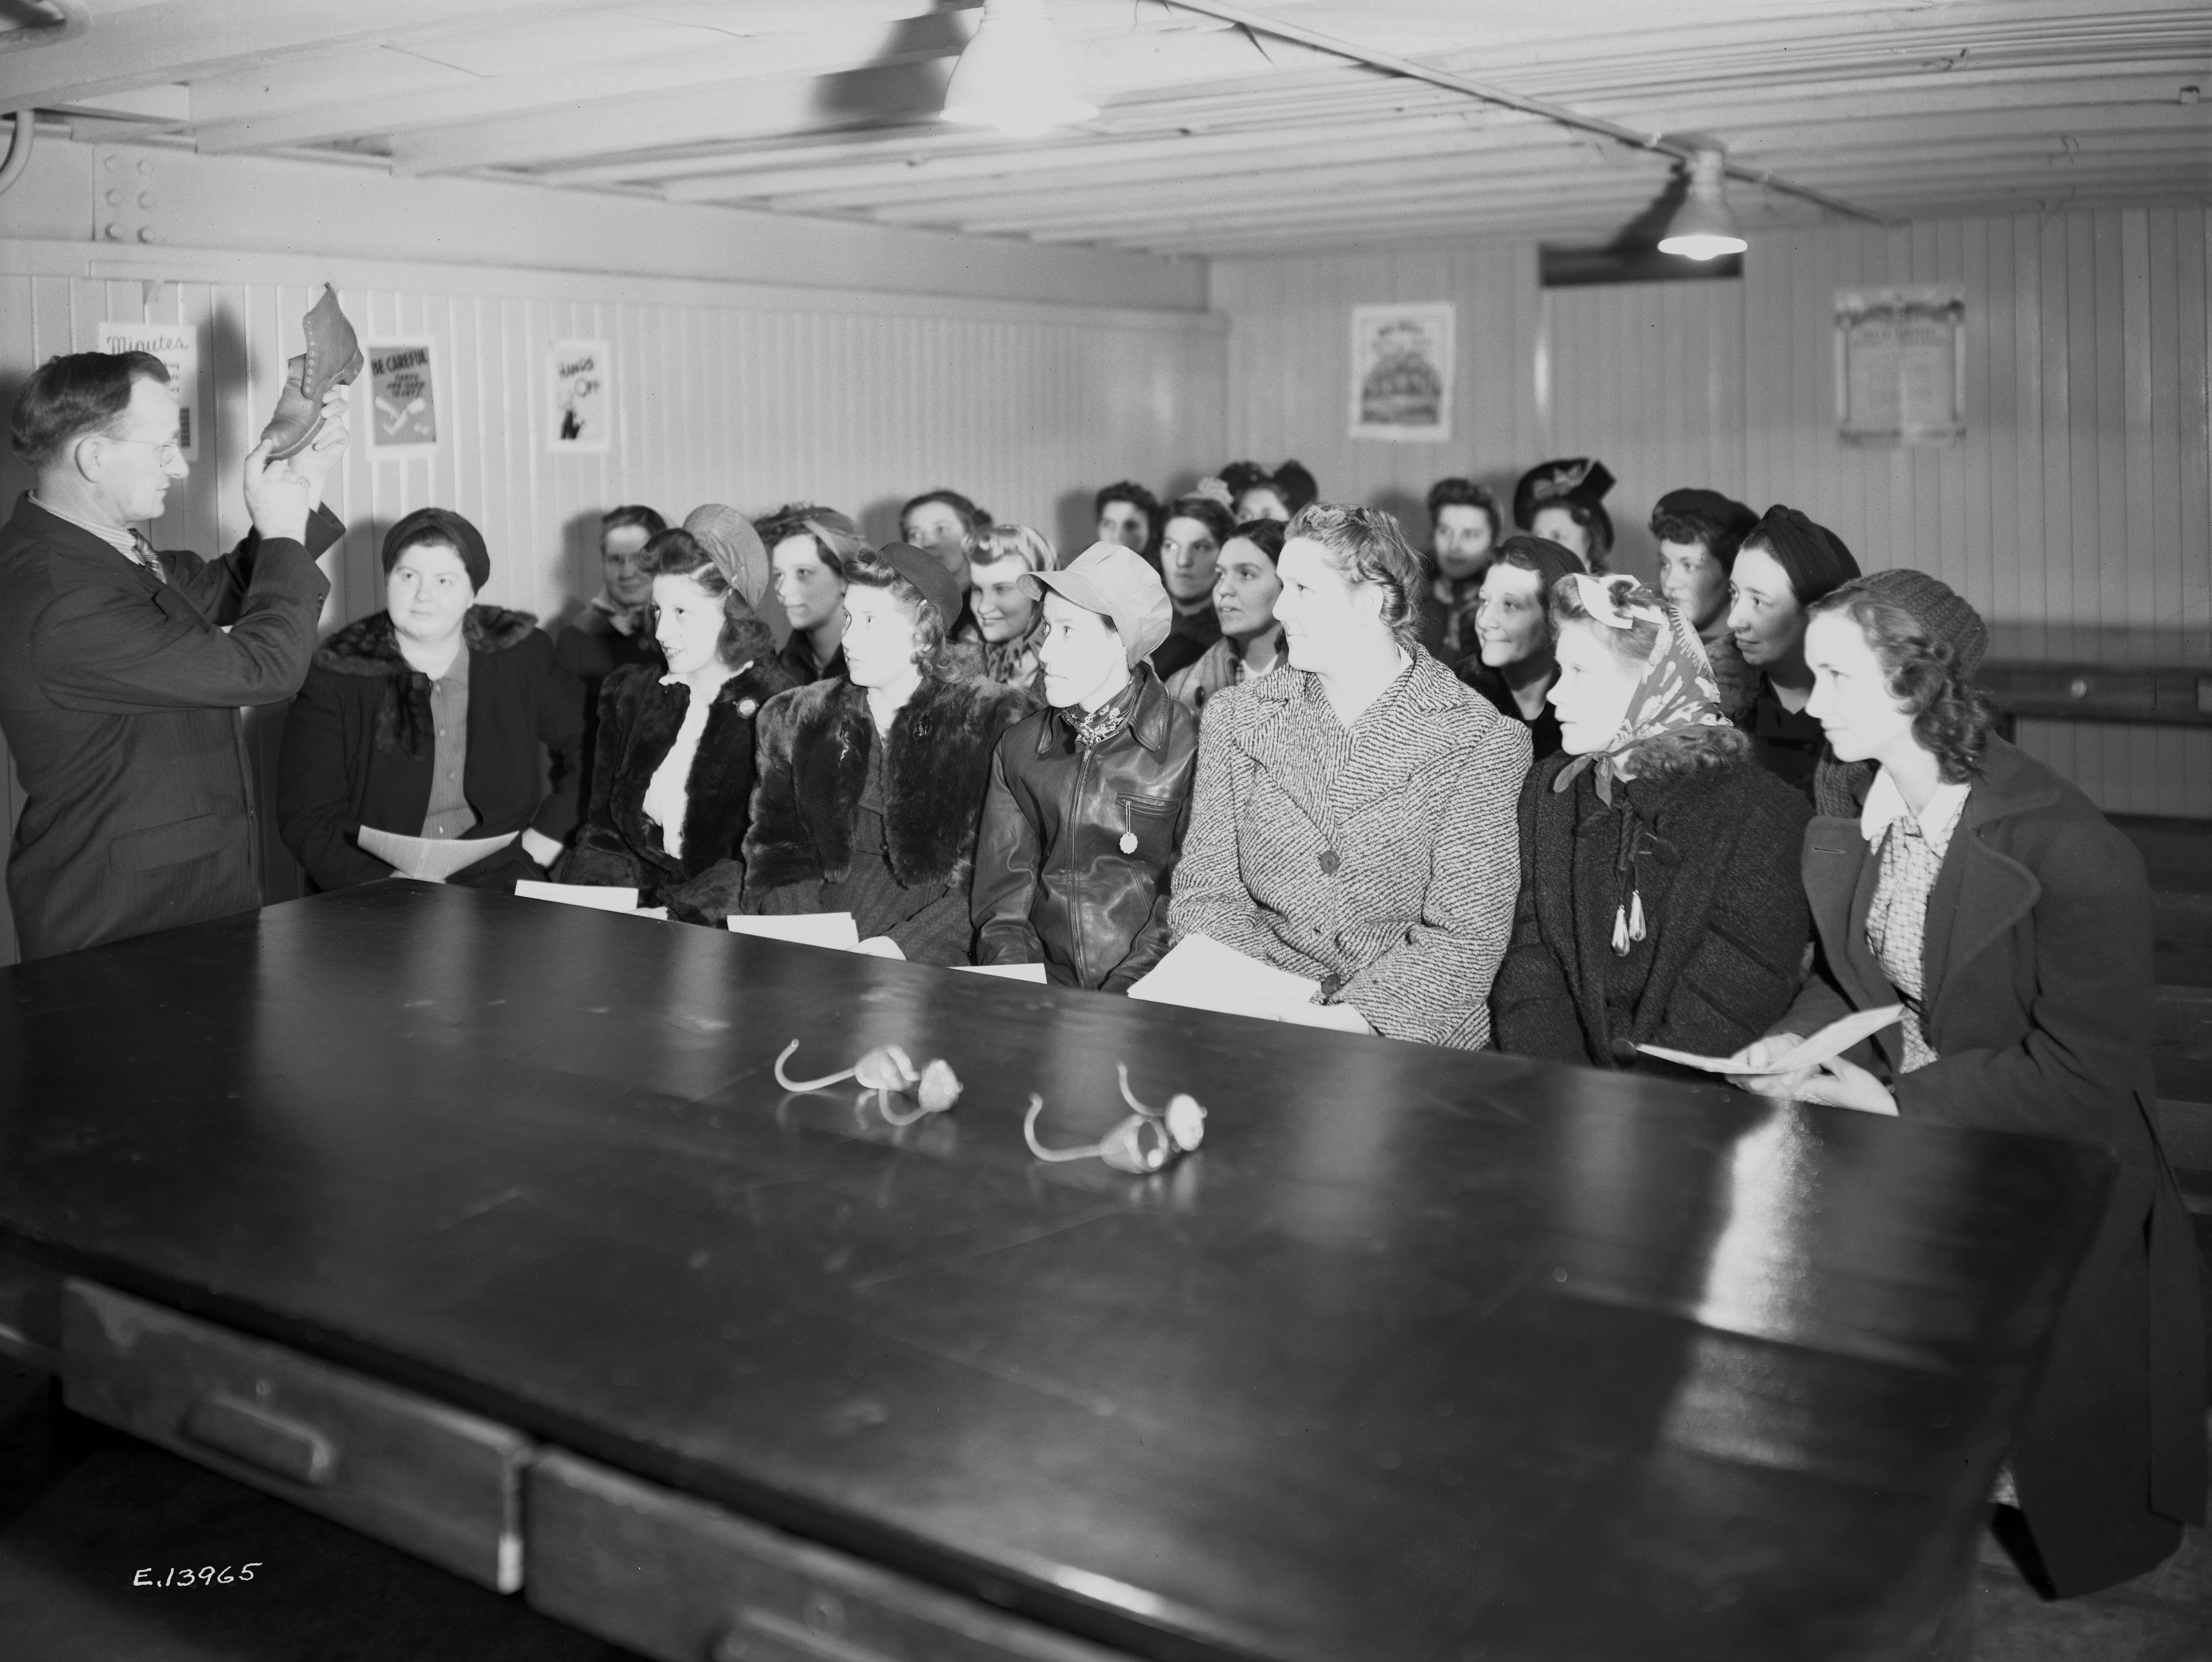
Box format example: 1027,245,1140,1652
874,541,967,631
1023,542,1172,666
683,504,793,649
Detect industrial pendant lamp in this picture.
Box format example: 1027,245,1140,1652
942,0,1099,137
1659,148,1748,261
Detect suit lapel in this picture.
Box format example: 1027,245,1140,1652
1926,809,2039,1030
1243,679,1337,841
1803,816,1906,1072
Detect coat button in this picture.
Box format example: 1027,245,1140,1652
1119,831,1138,854
1317,850,1340,875
1610,1037,1640,1065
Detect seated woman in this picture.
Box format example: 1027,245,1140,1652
1165,519,1285,711
1733,569,2206,1601
958,523,1056,699
277,507,583,891
1723,504,1859,800
561,527,795,923
1489,573,1811,1072
757,503,864,685
1452,533,1581,763
1649,487,1760,716
1513,457,1615,572
1221,459,1317,524
1169,504,1530,1047
743,543,1027,964
1415,476,1502,661
1150,493,1237,681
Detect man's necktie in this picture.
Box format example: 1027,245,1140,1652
129,529,167,585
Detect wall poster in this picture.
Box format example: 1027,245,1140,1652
547,338,611,454
1349,303,1454,443
366,341,439,456
1834,285,1966,446
96,322,199,460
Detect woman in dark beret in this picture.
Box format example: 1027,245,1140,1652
1514,457,1616,572
1722,504,1860,802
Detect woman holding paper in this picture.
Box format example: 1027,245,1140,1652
742,544,1027,964
561,526,795,923
1733,569,2206,1600
1168,504,1528,1046
277,508,583,892
1488,574,1811,1073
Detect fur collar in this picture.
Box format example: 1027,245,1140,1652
314,604,539,675
746,673,1026,893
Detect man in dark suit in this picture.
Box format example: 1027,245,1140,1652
0,350,348,961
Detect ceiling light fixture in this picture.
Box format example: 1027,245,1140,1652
1658,147,1749,261
942,0,1099,138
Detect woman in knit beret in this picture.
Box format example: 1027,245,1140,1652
1723,504,1860,801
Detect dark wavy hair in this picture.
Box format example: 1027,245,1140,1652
1223,459,1316,518
599,503,666,541
1530,498,1613,571
1227,517,1287,564
11,350,171,468
1284,502,1424,652
842,547,960,677
638,527,770,670
1094,480,1161,553
1161,493,1237,550
1806,582,1997,784
901,488,991,535
1424,476,1504,546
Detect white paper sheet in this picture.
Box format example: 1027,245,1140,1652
727,912,862,951
358,826,516,883
954,961,1050,983
514,881,641,913
1127,934,1361,1028
1637,1005,1904,1076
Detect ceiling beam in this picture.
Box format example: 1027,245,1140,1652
189,7,969,155
0,0,626,115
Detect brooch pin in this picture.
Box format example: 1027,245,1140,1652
1023,1063,1207,1173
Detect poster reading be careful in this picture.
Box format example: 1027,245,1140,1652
367,342,438,456
547,338,611,454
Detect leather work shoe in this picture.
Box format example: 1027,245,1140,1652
259,285,363,460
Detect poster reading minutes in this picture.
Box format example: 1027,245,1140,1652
1349,303,1454,443
1834,285,1966,446
366,342,438,455
96,322,199,459
547,338,611,454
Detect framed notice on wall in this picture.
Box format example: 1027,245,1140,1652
96,322,199,459
547,338,611,454
1834,285,1965,446
366,341,438,456
1349,303,1454,443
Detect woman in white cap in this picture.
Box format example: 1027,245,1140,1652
972,542,1199,989
562,525,796,924
743,543,1027,963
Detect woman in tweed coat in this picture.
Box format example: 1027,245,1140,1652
1170,504,1532,1047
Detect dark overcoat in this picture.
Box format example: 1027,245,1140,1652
1491,746,1812,1071
275,606,584,893
1776,738,2206,1596
0,494,338,961
562,626,794,922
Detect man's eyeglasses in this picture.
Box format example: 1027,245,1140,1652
105,436,184,466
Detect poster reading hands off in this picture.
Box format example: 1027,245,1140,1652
547,339,611,454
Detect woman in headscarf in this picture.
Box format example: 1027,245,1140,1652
1513,457,1615,572
277,507,584,893
560,522,796,924
1724,504,1860,801
957,523,1057,701
1489,572,1811,1073
1165,519,1286,712
1732,569,2205,1602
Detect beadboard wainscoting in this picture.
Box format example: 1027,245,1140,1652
1214,207,2212,816
0,239,1224,965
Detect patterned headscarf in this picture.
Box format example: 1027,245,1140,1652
1552,572,1730,805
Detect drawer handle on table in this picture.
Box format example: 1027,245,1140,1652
182,1393,339,1487
710,1603,895,1662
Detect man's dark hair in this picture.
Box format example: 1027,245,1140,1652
600,504,666,540
10,351,171,469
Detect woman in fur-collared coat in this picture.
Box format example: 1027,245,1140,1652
562,527,796,924
742,543,1027,964
277,508,583,893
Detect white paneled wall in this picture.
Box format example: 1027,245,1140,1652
0,239,1224,963
1214,207,2212,816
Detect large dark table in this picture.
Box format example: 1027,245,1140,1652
0,883,2112,1660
